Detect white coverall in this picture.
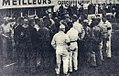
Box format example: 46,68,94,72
67,27,79,72
98,20,112,58
51,31,70,74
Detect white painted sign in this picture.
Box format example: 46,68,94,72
0,0,55,9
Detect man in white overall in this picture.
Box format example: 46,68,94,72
98,17,112,59
67,24,79,73
51,24,70,76
67,15,84,73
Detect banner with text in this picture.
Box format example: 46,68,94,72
0,0,55,9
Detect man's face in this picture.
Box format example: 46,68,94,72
5,21,8,25
23,19,29,28
102,18,106,23
84,22,88,27
19,19,24,25
24,19,29,25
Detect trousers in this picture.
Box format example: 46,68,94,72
68,48,78,72
100,36,112,59
106,38,111,58
55,52,69,74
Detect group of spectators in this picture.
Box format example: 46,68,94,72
0,2,117,76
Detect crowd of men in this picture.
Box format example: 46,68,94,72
0,2,115,76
